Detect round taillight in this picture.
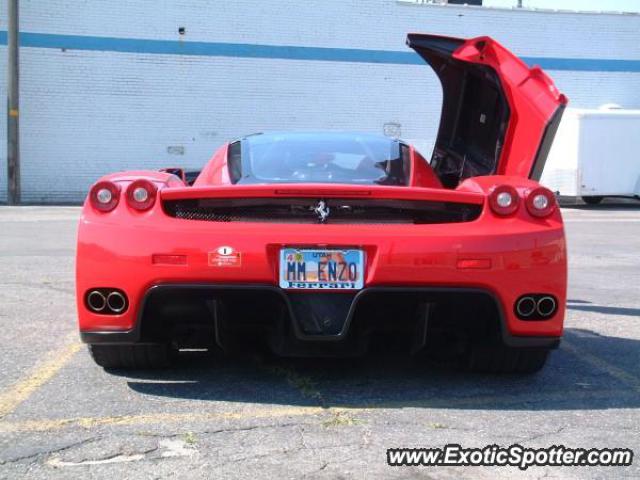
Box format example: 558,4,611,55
89,181,121,212
526,187,556,218
489,185,520,216
125,179,157,211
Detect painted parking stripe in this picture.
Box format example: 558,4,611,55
563,339,640,392
0,337,82,419
0,388,635,434
0,406,330,433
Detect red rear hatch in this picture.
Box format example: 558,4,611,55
406,33,568,185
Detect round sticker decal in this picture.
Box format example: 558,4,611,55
217,246,234,256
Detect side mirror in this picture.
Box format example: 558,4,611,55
159,167,186,183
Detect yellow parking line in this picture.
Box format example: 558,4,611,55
563,339,640,392
1,335,637,433
0,388,635,434
0,406,331,433
0,337,82,419
362,388,627,410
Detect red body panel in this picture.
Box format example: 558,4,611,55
407,33,568,180
409,147,443,189
77,174,566,339
76,33,568,351
161,183,483,204
451,37,568,177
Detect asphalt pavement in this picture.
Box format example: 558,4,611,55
0,204,639,479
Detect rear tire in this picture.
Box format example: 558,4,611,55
88,344,172,369
582,196,603,205
465,345,550,374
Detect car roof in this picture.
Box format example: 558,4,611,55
236,131,403,143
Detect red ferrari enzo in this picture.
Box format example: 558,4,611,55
77,33,568,373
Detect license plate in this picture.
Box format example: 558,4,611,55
279,248,365,290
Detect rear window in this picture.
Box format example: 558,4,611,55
230,132,409,186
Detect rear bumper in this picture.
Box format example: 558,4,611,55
76,206,567,349
80,284,561,350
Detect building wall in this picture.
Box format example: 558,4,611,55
0,0,639,203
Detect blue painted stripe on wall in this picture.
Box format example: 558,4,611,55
1,31,640,72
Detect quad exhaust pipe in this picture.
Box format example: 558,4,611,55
515,295,557,319
87,290,107,312
536,296,557,317
515,296,537,318
106,291,127,313
86,289,128,314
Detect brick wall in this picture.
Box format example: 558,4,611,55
0,0,638,202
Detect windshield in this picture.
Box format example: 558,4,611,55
230,132,409,186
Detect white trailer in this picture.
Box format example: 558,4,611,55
540,108,640,204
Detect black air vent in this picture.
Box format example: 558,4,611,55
163,197,481,224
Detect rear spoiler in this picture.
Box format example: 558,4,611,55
160,184,484,205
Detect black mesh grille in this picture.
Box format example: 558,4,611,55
162,197,481,224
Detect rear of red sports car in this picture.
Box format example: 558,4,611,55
77,34,568,373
